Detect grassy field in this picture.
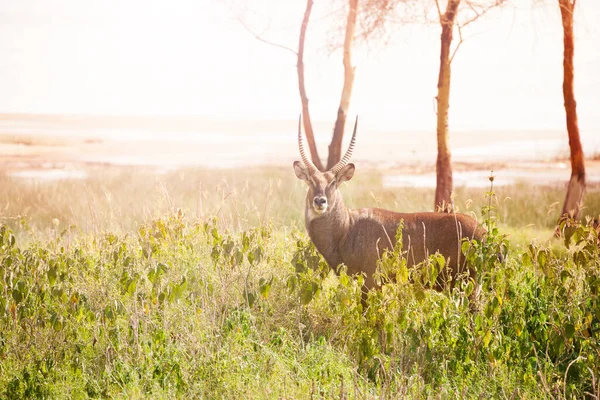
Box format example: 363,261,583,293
2,165,599,238
1,165,599,398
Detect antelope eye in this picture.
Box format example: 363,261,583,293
329,180,337,187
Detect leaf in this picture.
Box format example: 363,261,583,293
428,257,442,286
52,287,64,300
126,280,136,296
223,239,234,256
300,285,313,304
300,282,319,305
573,250,588,267
211,227,221,243
12,288,23,304
242,232,250,252
50,312,63,331
537,251,547,268
248,246,263,266
158,290,167,304
483,330,492,348
465,281,474,297
287,275,297,291
398,264,409,284
293,255,306,273
211,247,220,264
254,246,263,263
356,274,365,287
461,240,471,256
435,253,446,269
234,249,244,265
521,252,532,267
259,276,272,298
514,322,523,337
174,277,187,299
339,273,349,287
552,334,564,355
564,322,575,339
148,269,157,285
414,285,425,302
245,289,256,307
104,306,115,321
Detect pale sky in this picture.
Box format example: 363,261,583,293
0,0,598,132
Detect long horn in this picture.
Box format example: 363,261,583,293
298,114,318,173
329,115,358,175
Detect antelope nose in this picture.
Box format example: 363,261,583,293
314,197,327,207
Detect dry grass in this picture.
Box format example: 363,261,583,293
1,165,599,240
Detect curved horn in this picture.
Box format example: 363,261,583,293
329,115,358,175
298,114,318,173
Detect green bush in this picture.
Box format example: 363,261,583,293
1,208,599,398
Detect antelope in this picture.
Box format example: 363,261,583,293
293,116,484,292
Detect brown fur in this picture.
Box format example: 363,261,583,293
294,161,484,291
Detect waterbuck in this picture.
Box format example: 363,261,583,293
293,116,484,291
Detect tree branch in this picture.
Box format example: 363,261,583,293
449,23,463,63
449,0,506,63
434,0,443,20
235,15,298,56
461,0,506,29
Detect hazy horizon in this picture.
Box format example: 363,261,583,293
0,0,599,133
2,112,599,173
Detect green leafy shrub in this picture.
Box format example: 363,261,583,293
1,205,599,398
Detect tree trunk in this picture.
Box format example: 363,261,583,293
558,0,585,222
297,0,325,171
434,0,460,213
326,0,358,171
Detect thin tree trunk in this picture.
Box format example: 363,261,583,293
434,0,460,213
326,0,358,171
297,0,325,171
558,0,585,221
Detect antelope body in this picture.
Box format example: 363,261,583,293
294,117,484,291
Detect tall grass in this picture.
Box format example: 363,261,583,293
1,211,599,397
1,165,599,398
2,165,599,237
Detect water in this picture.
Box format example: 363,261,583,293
1,115,599,185
8,169,88,181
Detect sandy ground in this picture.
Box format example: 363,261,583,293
1,114,599,188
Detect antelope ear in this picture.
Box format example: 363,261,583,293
336,163,355,183
293,161,310,181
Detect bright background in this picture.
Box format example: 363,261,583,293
0,0,599,132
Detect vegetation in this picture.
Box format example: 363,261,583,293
1,166,600,398
2,166,599,238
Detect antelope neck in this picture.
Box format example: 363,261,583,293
305,192,350,267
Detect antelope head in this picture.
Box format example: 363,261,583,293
293,115,358,218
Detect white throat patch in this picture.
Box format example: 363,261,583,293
307,205,327,222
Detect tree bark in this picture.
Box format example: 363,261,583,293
434,0,460,213
297,0,325,171
558,0,585,222
326,0,359,171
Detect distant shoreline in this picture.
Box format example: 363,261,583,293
1,114,599,188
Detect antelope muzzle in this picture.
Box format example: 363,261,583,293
313,196,328,213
